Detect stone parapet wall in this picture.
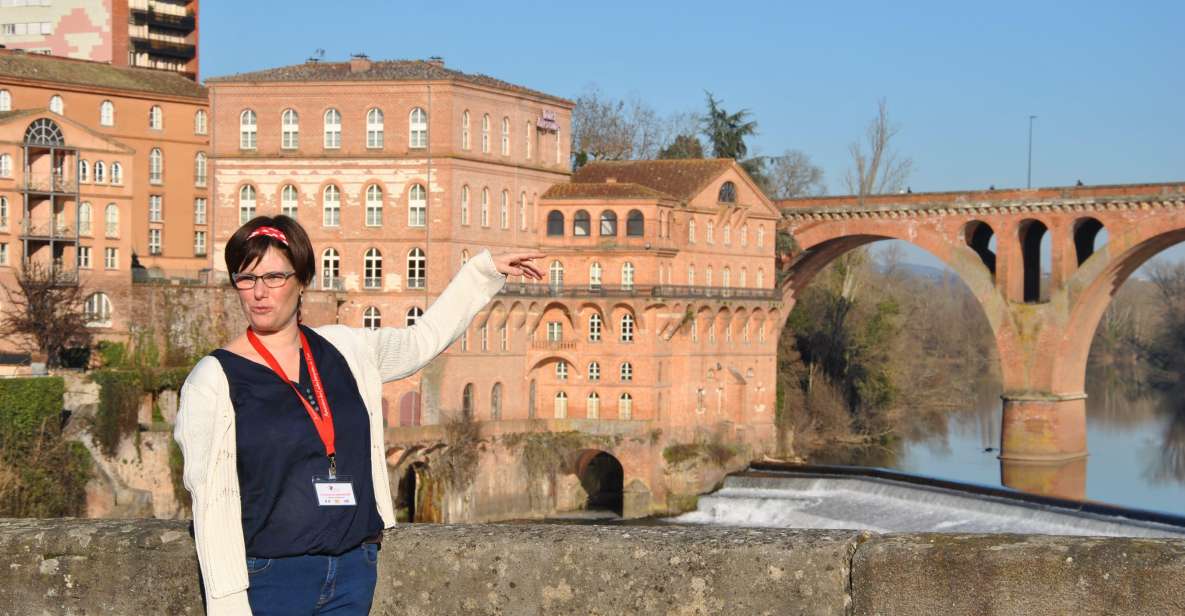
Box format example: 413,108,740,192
1,519,1183,615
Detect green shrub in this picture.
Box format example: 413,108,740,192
91,370,142,456
95,341,128,368
0,377,64,443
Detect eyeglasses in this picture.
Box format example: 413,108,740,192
231,271,296,290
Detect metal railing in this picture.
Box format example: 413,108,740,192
24,173,77,193
498,282,779,301
531,340,577,352
20,220,74,239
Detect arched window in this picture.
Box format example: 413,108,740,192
546,210,564,236
281,184,298,218
756,225,765,248
757,268,764,288
718,181,737,203
49,95,63,114
367,108,384,148
481,113,491,153
589,262,603,289
462,383,474,420
322,185,340,226
722,267,731,289
519,191,527,230
598,210,617,236
363,306,381,330
500,116,510,155
148,148,162,183
194,109,208,135
723,223,731,245
740,223,749,247
84,293,112,326
461,110,471,149
621,262,635,291
555,127,562,165
281,108,299,149
620,313,634,342
549,260,564,289
239,109,257,148
620,362,633,381
149,105,163,130
409,107,428,149
553,391,568,419
100,100,114,126
93,161,105,183
573,210,590,236
480,188,490,227
706,220,715,243
688,264,695,285
363,248,382,289
407,247,426,289
491,383,503,420
688,218,696,243
365,184,383,226
588,312,602,341
586,392,600,419
706,266,713,287
460,185,470,225
104,204,119,237
111,162,122,184
1,196,9,228
321,248,340,289
239,184,256,224
588,361,601,382
323,108,341,148
626,209,644,237
406,306,423,326
408,184,427,227
619,393,633,420
78,202,92,235
500,190,509,229
525,120,533,158
0,90,10,112
1,154,16,178
194,152,207,186
739,268,747,288
78,160,89,183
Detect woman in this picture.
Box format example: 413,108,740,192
174,215,543,615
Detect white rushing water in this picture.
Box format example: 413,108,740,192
672,474,1185,537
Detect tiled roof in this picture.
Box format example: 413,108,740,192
542,182,668,200
571,159,735,201
207,59,571,105
0,50,206,99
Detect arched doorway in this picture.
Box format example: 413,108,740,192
575,450,623,515
396,462,440,523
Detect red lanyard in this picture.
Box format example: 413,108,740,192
246,327,337,472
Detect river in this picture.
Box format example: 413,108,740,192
820,374,1185,516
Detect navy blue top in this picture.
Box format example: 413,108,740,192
211,325,383,558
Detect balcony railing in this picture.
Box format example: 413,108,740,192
498,282,779,301
24,173,77,193
531,340,577,352
20,220,74,240
130,37,196,59
317,276,344,291
132,268,212,286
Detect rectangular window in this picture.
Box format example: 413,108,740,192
104,247,117,269
149,228,161,255
194,231,206,256
78,246,90,268
0,242,7,266
547,321,562,342
500,325,508,351
460,331,468,352
149,195,162,222
480,325,488,352
194,198,206,225
1,25,13,36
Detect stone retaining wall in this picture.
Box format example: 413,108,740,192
0,519,1182,615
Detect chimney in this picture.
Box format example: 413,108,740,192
427,56,444,68
349,53,371,73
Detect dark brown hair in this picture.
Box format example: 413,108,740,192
224,215,315,286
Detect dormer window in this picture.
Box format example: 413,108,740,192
718,181,737,203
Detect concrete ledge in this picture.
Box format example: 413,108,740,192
3,520,1185,615
853,533,1185,615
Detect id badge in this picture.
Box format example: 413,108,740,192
312,475,356,506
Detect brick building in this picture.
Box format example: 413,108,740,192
0,0,199,79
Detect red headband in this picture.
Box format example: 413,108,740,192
247,226,289,245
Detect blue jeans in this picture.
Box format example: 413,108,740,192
245,543,379,615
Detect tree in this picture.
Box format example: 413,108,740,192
765,150,826,199
701,92,758,160
657,133,705,159
571,86,681,167
844,99,913,203
0,261,92,367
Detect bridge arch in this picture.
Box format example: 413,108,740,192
1073,217,1107,266
570,449,624,515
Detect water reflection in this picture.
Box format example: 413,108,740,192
824,370,1185,514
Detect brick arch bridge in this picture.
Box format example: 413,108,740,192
777,182,1185,498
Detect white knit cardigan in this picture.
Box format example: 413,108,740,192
174,249,506,615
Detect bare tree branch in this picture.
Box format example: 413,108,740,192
844,99,914,203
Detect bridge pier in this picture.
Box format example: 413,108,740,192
998,394,1088,499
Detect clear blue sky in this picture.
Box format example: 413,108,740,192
200,0,1185,264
